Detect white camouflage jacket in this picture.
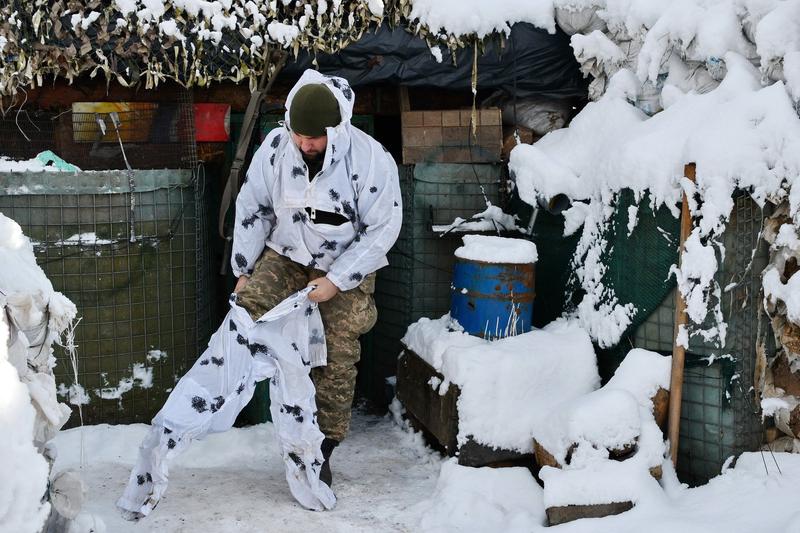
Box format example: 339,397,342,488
232,70,403,291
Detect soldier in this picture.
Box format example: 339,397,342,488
232,69,403,487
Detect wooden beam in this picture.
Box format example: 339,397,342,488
668,162,696,466
399,86,410,112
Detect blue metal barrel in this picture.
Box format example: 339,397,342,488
450,259,536,338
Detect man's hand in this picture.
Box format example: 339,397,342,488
234,276,249,293
308,277,339,303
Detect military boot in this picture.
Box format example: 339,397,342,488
319,438,339,487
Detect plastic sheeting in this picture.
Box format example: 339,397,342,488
282,23,588,100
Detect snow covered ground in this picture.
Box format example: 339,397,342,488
52,409,441,532
51,407,800,533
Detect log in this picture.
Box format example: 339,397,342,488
649,465,663,480
533,439,560,469
653,387,670,431
546,502,633,526
780,320,800,358
457,439,534,469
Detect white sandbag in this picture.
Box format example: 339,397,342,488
555,6,607,36
504,98,573,135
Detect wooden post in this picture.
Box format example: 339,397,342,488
668,162,696,466
399,86,411,112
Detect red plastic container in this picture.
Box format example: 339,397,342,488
194,103,231,142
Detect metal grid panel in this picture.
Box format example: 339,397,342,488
0,102,196,171
360,163,505,404
633,194,768,484
679,363,732,483
0,171,209,426
0,89,212,426
404,163,504,320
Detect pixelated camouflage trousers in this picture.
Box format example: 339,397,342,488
236,247,377,441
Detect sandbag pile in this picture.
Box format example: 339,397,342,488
760,202,800,450
0,212,85,532
555,0,800,112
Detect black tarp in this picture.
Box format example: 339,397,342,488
282,23,588,100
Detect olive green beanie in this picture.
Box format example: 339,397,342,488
289,83,341,137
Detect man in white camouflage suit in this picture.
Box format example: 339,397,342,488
233,69,403,486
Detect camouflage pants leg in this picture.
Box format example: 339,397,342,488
236,248,307,321
237,247,378,442
313,273,378,442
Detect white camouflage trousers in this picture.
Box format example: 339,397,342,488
117,288,336,518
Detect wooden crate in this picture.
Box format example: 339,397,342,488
401,109,503,164
396,347,534,467
397,348,460,454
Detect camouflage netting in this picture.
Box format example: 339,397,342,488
0,0,387,97
0,0,510,99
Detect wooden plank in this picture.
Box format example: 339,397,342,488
396,349,460,454
402,126,443,148
546,502,634,526
442,147,471,163
459,109,473,127
458,438,534,468
668,162,696,465
402,126,428,147
399,86,411,112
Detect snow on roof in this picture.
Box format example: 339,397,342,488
406,0,556,40
402,315,599,452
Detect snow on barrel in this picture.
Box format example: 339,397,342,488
450,235,537,338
